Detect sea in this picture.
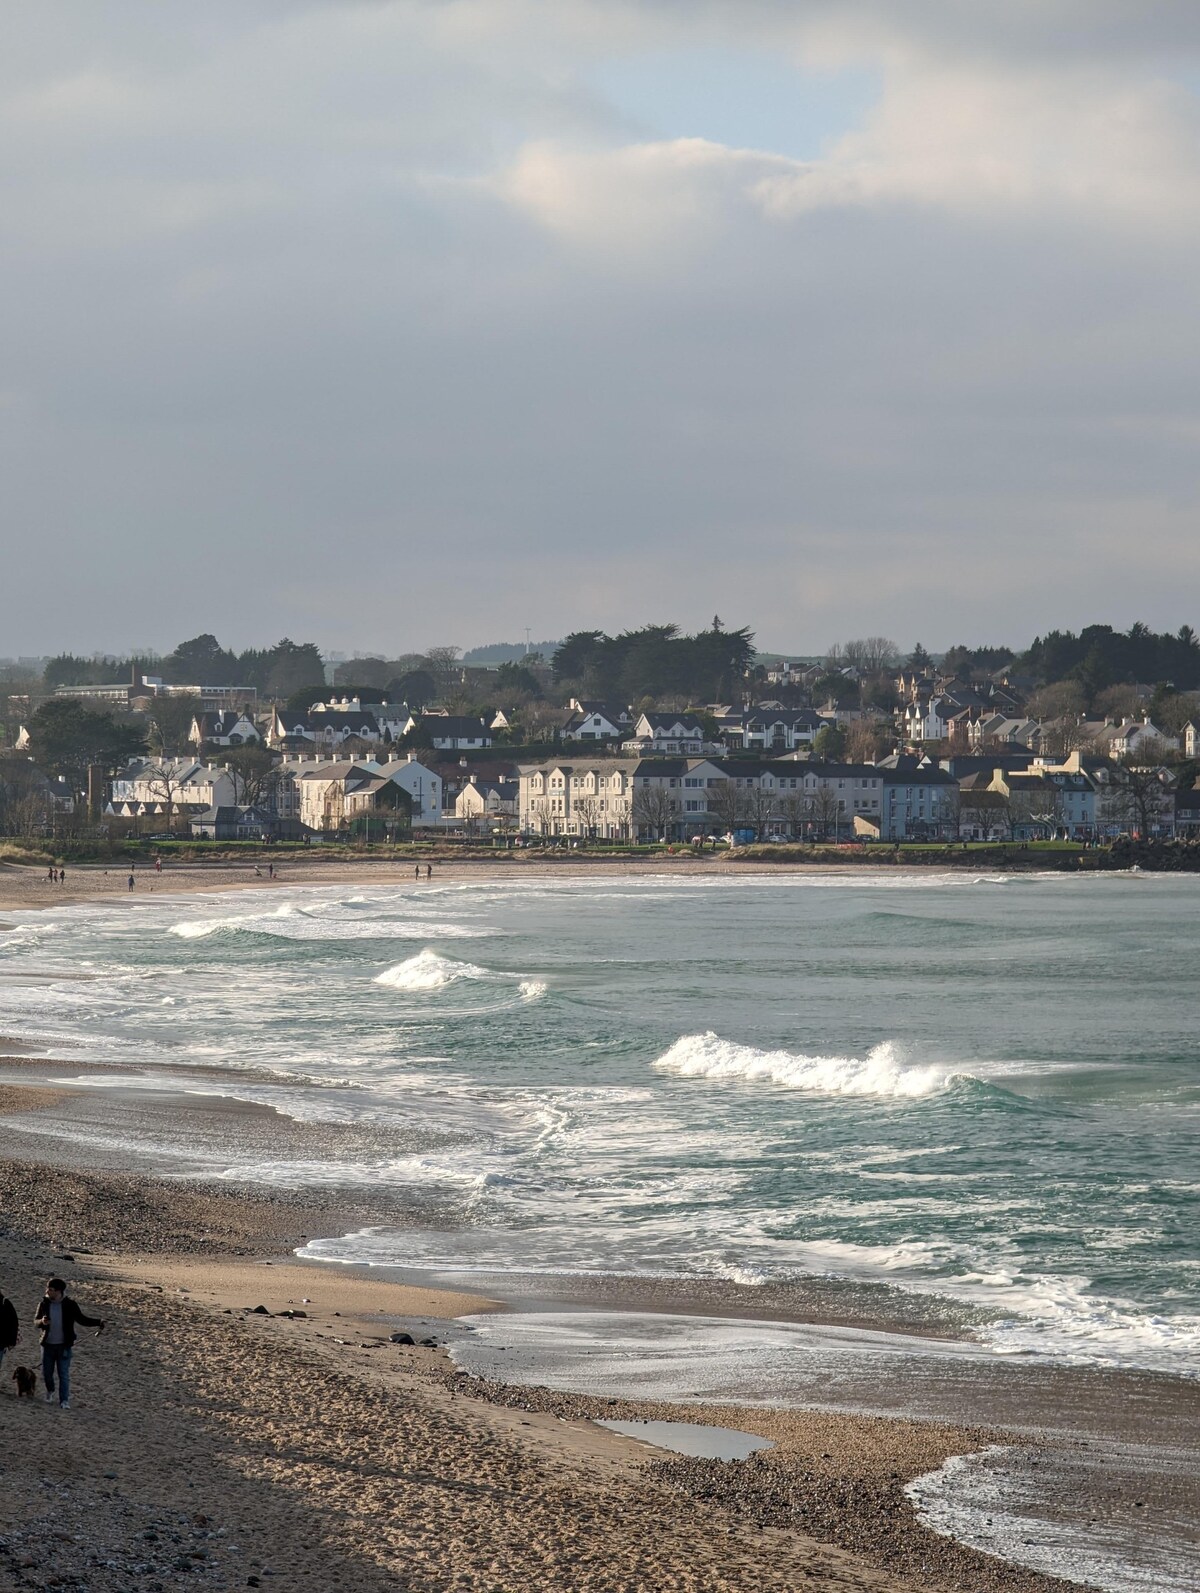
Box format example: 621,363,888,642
1,869,1197,1590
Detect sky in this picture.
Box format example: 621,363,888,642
3,1,1200,659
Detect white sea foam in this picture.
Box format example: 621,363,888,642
169,906,487,941
374,950,548,999
907,1446,1198,1593
654,1032,956,1099
374,949,490,990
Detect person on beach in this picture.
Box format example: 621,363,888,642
128,873,135,891
414,864,420,880
0,1286,19,1374
35,1278,104,1410
426,864,432,880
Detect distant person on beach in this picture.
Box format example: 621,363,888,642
155,857,161,873
59,868,65,885
128,873,135,891
35,1278,104,1411
268,862,274,879
426,864,432,880
47,865,54,882
415,865,420,880
0,1286,19,1374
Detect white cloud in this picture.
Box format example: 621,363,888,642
1,2,1199,653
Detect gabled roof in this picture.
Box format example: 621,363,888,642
417,715,490,737
637,713,704,734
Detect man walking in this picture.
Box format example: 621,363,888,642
35,1278,104,1410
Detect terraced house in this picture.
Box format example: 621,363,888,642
517,757,954,842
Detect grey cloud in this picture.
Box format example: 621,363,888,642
2,2,1198,654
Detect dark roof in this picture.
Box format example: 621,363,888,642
939,754,1037,776
308,710,380,733
640,714,704,733
633,758,690,776
422,716,490,737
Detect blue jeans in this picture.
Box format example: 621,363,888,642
42,1344,72,1402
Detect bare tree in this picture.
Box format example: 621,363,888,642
842,637,899,674
138,761,189,832
424,646,463,696
707,778,750,833
1027,681,1087,722
528,797,554,837
744,784,778,839
0,758,54,836
845,717,892,764
777,790,810,840
572,793,602,840
223,745,282,811
631,783,675,840
1039,717,1085,761
1094,684,1144,721
1110,759,1171,837
811,785,842,840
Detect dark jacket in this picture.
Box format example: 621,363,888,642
0,1293,18,1349
35,1296,104,1348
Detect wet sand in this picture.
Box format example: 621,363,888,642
0,1148,1093,1593
0,854,736,916
0,861,1145,1591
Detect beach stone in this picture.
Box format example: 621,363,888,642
390,1332,415,1345
248,1305,270,1315
419,1336,438,1347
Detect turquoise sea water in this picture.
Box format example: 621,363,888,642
2,869,1197,1378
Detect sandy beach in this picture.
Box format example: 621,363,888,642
0,854,737,917
0,858,1148,1591
0,1148,1095,1593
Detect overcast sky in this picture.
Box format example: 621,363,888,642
3,1,1199,659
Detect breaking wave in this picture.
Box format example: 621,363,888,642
169,904,486,941
654,1032,959,1099
375,950,547,1000
374,950,490,990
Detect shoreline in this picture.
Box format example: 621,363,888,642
0,846,1169,919
2,871,1192,1588
0,1149,1091,1593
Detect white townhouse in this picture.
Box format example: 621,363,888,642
1078,716,1179,760
968,715,1045,752
455,775,519,827
188,710,261,748
624,713,708,755
276,753,442,829
267,703,384,750
295,755,443,833
738,709,826,753
631,758,893,842
109,758,239,819
519,761,635,839
562,700,630,742
401,714,493,751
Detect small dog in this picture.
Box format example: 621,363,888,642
11,1366,38,1398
